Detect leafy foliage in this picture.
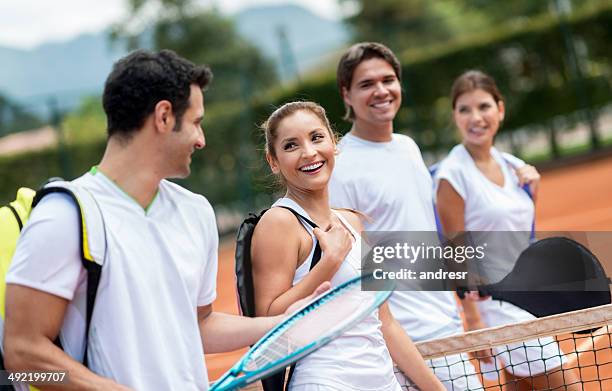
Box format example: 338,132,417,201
340,0,604,52
2,1,611,210
0,93,43,136
62,96,107,144
111,0,277,104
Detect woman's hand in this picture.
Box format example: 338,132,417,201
313,222,353,266
463,290,491,301
515,164,540,200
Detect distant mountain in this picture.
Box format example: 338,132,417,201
0,4,349,113
0,32,127,114
233,4,349,81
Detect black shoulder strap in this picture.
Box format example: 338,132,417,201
275,206,322,269
33,186,103,368
82,262,102,367
274,206,322,390
250,206,322,391
5,204,23,231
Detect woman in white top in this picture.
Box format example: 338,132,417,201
434,70,581,390
251,101,445,391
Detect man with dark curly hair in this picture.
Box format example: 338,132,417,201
4,49,326,390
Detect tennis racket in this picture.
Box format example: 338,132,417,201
210,273,394,391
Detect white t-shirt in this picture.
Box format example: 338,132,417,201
7,169,218,390
272,198,400,391
434,144,533,282
329,132,463,341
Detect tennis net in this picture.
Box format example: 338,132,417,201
396,303,612,390
240,304,611,390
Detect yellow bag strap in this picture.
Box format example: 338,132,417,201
33,183,106,266
1,188,36,321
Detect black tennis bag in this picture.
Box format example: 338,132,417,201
483,237,611,318
235,206,321,391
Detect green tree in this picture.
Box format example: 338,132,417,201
110,0,277,208
340,0,604,52
0,93,43,136
341,0,456,52
62,96,107,144
112,0,277,103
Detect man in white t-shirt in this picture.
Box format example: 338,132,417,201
4,50,326,390
328,42,482,390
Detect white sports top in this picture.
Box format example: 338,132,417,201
434,144,534,282
272,198,399,391
8,169,218,390
329,132,463,341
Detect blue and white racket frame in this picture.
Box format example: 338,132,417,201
210,274,394,391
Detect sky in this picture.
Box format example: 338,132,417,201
0,0,345,49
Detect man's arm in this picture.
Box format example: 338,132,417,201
197,305,280,353
4,193,131,390
4,285,130,391
197,282,330,353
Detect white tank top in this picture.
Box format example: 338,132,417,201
272,198,399,391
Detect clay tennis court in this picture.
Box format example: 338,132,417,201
205,153,612,385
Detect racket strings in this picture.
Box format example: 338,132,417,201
243,286,377,372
